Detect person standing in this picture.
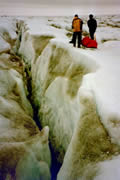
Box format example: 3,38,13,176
71,14,83,48
87,14,97,40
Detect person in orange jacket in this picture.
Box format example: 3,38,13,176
70,14,83,48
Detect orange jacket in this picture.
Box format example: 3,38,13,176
72,17,83,32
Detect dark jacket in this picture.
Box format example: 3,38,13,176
87,18,97,32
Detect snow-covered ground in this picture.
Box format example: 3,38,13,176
0,14,120,179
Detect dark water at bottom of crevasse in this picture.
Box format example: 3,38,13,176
49,143,62,180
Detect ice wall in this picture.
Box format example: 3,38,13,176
0,18,51,180
17,18,120,180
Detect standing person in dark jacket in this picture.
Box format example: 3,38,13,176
87,14,97,40
71,14,83,48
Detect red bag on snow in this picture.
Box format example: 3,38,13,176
82,36,97,48
82,36,90,46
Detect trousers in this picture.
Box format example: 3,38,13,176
73,32,82,47
89,30,95,40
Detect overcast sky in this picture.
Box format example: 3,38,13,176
1,0,120,6
0,0,120,16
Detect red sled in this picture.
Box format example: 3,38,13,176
82,36,97,48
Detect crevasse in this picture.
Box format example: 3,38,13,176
16,19,120,180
